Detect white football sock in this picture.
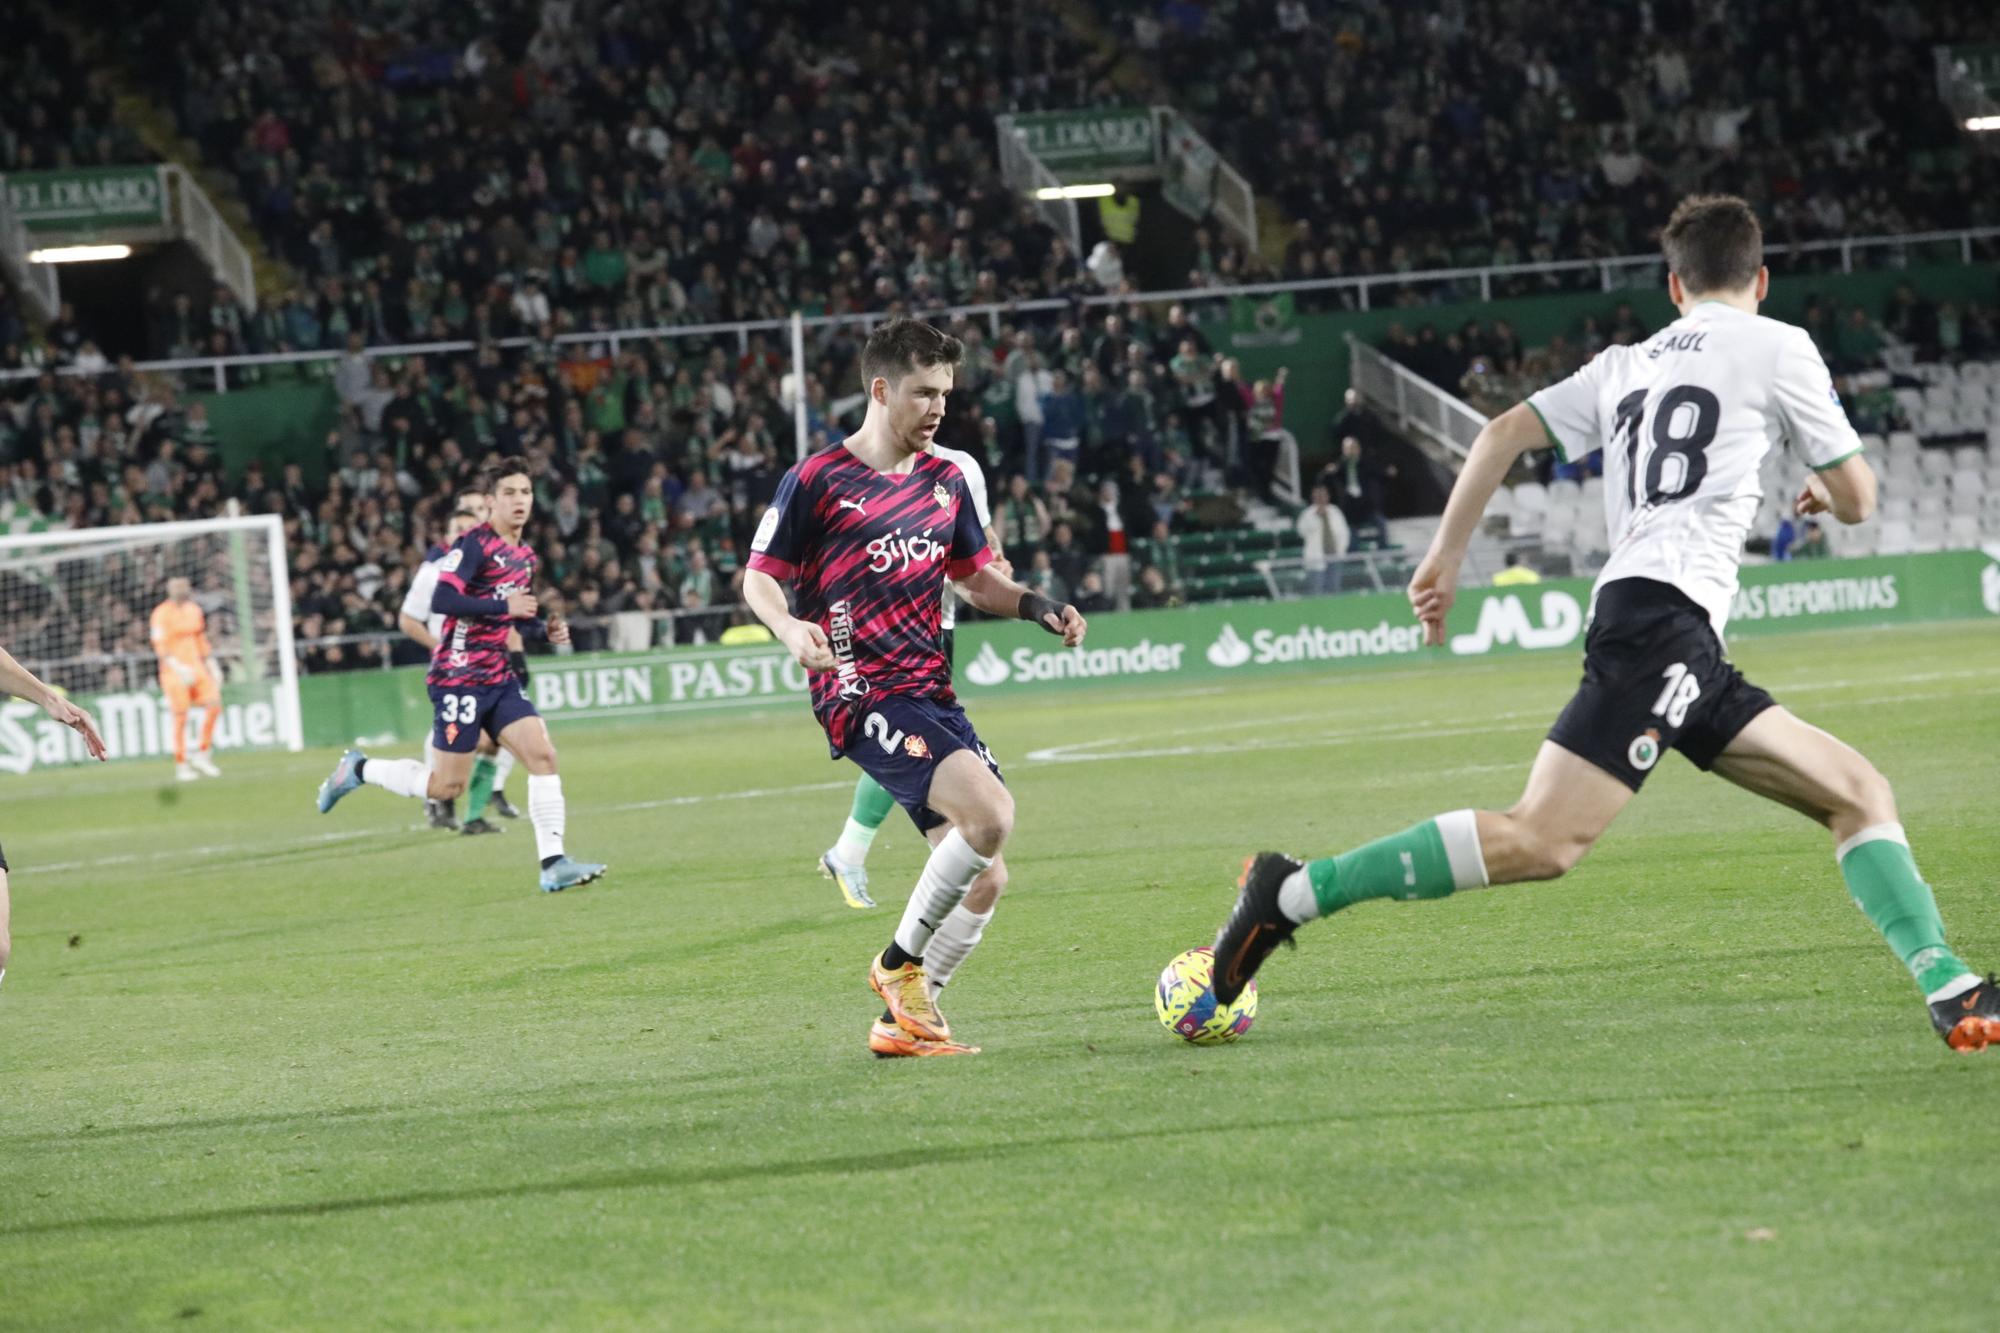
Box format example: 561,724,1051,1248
924,903,994,999
833,817,878,867
493,747,516,788
1926,973,1982,1005
1276,868,1318,924
361,757,430,800
892,830,992,958
527,773,565,862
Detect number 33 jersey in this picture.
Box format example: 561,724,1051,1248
1527,302,1862,636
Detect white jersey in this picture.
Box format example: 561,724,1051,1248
928,444,992,631
1528,302,1861,636
399,550,450,643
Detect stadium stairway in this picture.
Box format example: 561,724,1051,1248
1034,0,1291,264
55,20,287,304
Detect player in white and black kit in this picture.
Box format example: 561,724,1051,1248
816,441,1007,912
1211,196,1999,1052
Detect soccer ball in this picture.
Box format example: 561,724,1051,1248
1155,945,1257,1044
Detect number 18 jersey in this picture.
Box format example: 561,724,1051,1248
1527,302,1862,636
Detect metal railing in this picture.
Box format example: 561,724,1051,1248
3,225,1994,394
1346,335,1490,460
295,604,757,671
0,187,57,321
993,114,1083,252
1154,107,1257,250
164,166,257,313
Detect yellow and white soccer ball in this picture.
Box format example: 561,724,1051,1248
1155,945,1257,1044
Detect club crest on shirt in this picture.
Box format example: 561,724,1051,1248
903,734,931,759
932,483,950,510
445,721,460,745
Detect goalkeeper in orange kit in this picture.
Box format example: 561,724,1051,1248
150,577,223,781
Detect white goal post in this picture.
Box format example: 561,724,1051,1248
0,513,301,772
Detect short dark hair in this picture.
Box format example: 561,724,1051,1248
482,455,532,492
1660,194,1763,295
859,319,962,390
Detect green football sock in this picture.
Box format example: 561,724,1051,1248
465,754,498,822
1839,824,1968,996
833,774,898,865
850,774,896,830
1304,814,1479,918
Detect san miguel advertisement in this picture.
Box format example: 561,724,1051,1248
5,551,1995,768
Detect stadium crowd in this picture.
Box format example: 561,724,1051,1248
0,291,1328,675
80,0,1122,361
1116,0,1999,293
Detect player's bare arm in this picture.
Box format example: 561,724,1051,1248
400,613,439,650
744,568,835,670
1794,453,1877,524
955,561,1087,647
0,645,106,760
1407,402,1550,647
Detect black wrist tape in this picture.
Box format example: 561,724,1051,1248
1018,592,1064,632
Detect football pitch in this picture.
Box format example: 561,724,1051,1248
4,620,1997,1329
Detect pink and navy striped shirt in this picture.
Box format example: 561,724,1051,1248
747,442,991,752
430,523,538,688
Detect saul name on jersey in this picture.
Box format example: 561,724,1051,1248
747,443,991,751
1528,301,1862,636
431,523,536,687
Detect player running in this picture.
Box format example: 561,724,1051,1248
816,438,1007,909
1210,194,2000,1053
745,319,1085,1058
398,491,525,835
149,577,223,782
0,640,107,989
316,457,607,894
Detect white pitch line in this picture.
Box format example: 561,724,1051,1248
606,779,852,814
26,780,861,877
31,828,381,876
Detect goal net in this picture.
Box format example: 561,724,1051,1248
0,514,300,772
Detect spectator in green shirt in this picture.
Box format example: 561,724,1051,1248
583,231,628,290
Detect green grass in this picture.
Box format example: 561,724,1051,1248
4,621,1999,1330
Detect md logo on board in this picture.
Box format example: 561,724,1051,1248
1448,590,1584,656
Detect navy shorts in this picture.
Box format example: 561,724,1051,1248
429,681,540,754
840,693,1001,834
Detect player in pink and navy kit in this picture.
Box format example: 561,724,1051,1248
745,319,1087,1058
317,457,608,894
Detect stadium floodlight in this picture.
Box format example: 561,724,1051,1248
0,514,301,772
27,244,133,263
1033,183,1117,200
1967,115,2000,132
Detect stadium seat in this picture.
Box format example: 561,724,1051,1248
1547,478,1582,507
1954,445,1990,471
1893,388,1926,418
1918,448,1955,478
1888,430,1921,453
1876,520,1915,554
1946,514,1982,548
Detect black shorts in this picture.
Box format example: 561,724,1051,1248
1547,578,1777,792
